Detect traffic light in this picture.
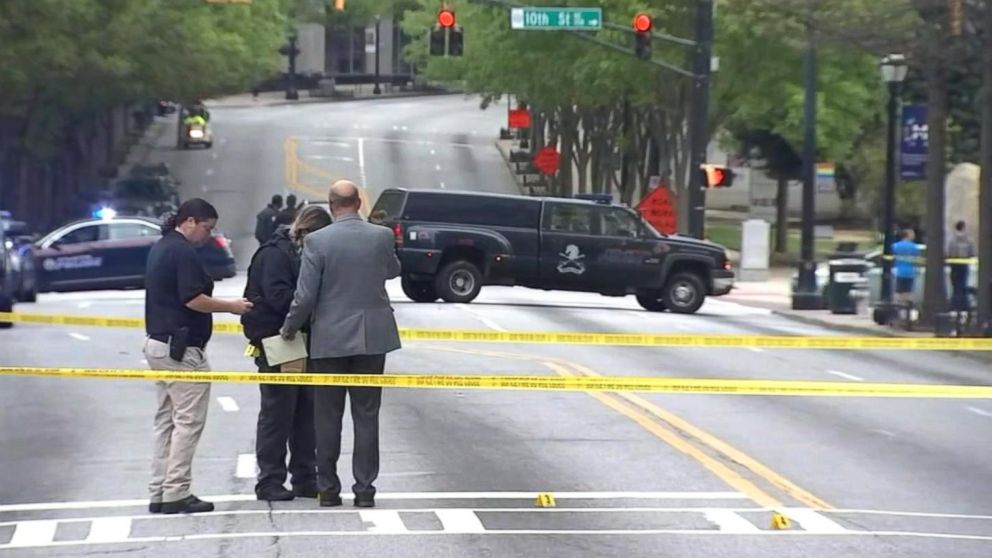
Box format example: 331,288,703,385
632,13,652,60
430,9,463,57
449,27,464,56
430,26,446,56
700,164,734,188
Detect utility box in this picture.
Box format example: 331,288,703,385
739,219,770,282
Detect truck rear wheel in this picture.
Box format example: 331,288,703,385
662,272,705,314
435,261,482,303
636,290,667,312
402,277,438,303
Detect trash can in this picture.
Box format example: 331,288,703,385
827,258,868,314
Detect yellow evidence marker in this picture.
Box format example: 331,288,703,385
535,493,556,508
771,512,792,530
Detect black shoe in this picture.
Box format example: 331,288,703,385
292,484,319,499
354,497,375,508
161,495,215,514
318,491,342,507
256,486,295,502
149,502,162,514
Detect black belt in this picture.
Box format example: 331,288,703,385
149,334,207,349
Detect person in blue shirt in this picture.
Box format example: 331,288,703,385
891,228,920,303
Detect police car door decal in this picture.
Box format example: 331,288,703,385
557,244,586,275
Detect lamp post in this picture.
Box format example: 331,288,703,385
791,25,821,310
874,53,908,325
373,16,382,95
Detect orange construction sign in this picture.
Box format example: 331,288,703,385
636,185,677,235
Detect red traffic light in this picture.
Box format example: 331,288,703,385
701,164,734,188
632,13,652,33
437,9,456,28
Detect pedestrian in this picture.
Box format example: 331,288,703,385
144,198,253,514
280,194,299,224
281,180,401,509
242,205,332,502
947,220,976,313
255,195,284,245
892,228,921,306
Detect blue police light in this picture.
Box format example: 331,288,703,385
94,207,117,220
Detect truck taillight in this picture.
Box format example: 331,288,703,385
393,224,404,247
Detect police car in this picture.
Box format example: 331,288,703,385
28,212,237,296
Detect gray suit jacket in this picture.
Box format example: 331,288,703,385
282,213,402,359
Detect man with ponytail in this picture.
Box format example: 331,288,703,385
144,198,253,515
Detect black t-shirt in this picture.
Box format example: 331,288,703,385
145,230,214,347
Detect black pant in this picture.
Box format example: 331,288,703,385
950,264,970,312
310,354,386,499
255,358,316,493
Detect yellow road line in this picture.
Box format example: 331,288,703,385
544,361,783,508
567,361,834,510
284,135,370,218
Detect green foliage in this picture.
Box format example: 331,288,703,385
0,0,294,156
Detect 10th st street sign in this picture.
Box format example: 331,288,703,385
510,7,603,30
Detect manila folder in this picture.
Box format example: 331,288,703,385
261,334,308,366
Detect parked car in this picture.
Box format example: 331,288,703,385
370,188,734,313
28,216,236,295
790,246,979,308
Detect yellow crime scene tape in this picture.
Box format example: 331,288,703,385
1,366,991,398
2,311,992,350
880,255,977,265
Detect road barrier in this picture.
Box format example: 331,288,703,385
1,366,990,398
2,311,991,351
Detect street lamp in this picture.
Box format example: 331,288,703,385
373,16,382,95
791,25,821,310
874,53,908,325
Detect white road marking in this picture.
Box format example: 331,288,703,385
212,152,219,160
309,155,354,162
435,164,442,171
310,140,350,148
68,332,91,341
86,517,132,543
206,168,214,176
236,454,257,479
746,347,764,353
966,406,992,418
401,125,408,131
8,519,57,548
827,370,863,382
358,137,368,188
439,181,446,189
392,125,399,131
217,396,240,412
456,304,507,332
430,149,436,155
77,301,92,309
779,508,848,533
703,509,760,533
359,510,408,533
435,510,485,533
0,492,748,513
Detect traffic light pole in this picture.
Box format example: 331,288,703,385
686,0,713,240
792,26,821,310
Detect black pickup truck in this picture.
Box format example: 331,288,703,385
370,189,734,314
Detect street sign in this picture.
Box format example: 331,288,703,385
636,185,678,235
509,7,603,31
533,146,560,176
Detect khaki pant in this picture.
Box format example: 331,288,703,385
144,338,211,503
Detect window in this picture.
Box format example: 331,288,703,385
546,204,596,235
403,194,540,229
598,208,641,238
371,191,407,221
54,225,109,246
109,223,159,240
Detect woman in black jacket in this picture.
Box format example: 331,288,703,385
242,204,332,501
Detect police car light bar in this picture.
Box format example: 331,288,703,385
94,207,117,220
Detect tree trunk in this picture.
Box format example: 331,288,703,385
922,58,949,323
775,176,789,253
978,0,992,331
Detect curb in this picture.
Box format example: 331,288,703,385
209,90,458,109
769,308,992,364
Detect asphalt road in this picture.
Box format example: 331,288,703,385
1,95,991,557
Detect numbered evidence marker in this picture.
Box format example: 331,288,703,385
770,512,792,529
535,492,557,508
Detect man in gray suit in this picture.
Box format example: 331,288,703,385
281,180,401,508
